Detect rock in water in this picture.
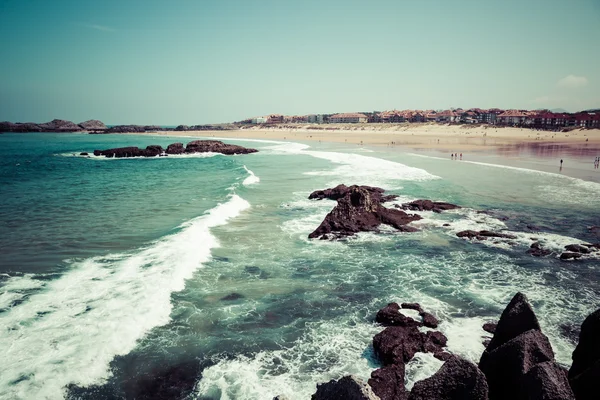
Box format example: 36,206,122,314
376,303,422,327
308,185,421,239
569,308,600,399
400,200,461,213
369,364,407,400
38,119,82,132
408,356,489,400
78,119,107,132
166,142,185,154
479,329,555,400
184,140,258,155
93,140,258,158
523,361,574,400
311,375,381,400
484,292,540,353
309,184,397,203
93,146,142,158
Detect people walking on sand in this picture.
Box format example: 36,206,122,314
451,153,454,160
460,153,463,160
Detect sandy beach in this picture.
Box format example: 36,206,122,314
144,123,600,153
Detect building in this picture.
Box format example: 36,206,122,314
497,110,528,125
329,113,368,123
251,117,267,124
267,114,284,124
307,114,325,123
435,110,458,123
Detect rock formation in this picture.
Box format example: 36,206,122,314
311,375,380,400
308,185,428,239
78,119,107,132
1,119,84,132
93,140,258,158
569,309,600,400
399,200,461,213
456,230,517,241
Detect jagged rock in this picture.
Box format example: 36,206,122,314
400,200,461,213
166,143,185,154
485,292,540,353
457,230,517,240
420,312,439,329
79,119,107,132
569,308,600,380
376,303,422,327
479,330,554,400
185,140,258,155
311,375,380,400
369,365,407,400
93,146,142,158
401,303,424,313
523,361,574,400
408,356,489,400
570,359,600,400
142,145,164,157
565,244,590,254
309,184,397,203
560,252,582,260
527,242,553,257
373,326,426,366
308,185,421,239
482,323,497,334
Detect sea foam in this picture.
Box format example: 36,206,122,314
0,195,250,400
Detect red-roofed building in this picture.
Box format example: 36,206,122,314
329,113,369,123
497,110,528,125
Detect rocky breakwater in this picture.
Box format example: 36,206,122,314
93,140,258,158
307,185,459,240
306,292,599,400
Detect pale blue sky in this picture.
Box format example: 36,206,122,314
1,0,599,124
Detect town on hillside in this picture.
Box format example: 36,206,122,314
240,108,600,130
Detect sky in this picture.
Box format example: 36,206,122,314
1,0,599,124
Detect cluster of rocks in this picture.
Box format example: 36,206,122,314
528,242,600,260
174,124,236,131
307,184,459,240
307,292,598,400
92,140,258,158
0,119,107,133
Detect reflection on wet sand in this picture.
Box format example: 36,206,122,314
496,142,600,159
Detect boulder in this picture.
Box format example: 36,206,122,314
569,308,600,379
174,125,189,131
185,140,258,155
400,200,461,213
401,303,424,313
78,119,107,132
376,303,422,328
523,361,574,400
93,146,142,158
309,184,397,203
564,244,590,254
408,356,489,400
569,358,600,400
373,326,426,366
560,252,583,260
485,292,540,353
456,230,517,241
420,312,439,329
79,152,89,156
482,323,497,334
308,185,421,239
166,143,185,154
311,375,380,400
527,242,553,257
142,145,164,157
479,330,555,400
369,365,408,400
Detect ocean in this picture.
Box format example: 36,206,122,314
0,132,599,400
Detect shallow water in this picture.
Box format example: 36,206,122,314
0,133,599,399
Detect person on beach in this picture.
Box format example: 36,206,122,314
451,153,454,159
460,153,463,160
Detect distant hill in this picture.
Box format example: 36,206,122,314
550,108,568,113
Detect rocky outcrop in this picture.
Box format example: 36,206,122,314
93,140,257,158
1,119,83,132
308,185,422,239
184,140,258,155
569,308,600,399
174,124,237,131
527,242,553,257
408,356,489,400
311,375,380,400
376,303,422,328
560,243,599,260
78,119,107,132
309,184,397,203
523,361,574,400
368,365,407,400
400,200,461,213
456,230,517,241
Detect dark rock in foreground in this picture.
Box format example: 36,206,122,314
569,308,600,399
369,364,407,400
400,200,461,213
311,375,380,400
408,356,489,400
376,303,422,328
308,185,422,239
523,361,574,400
93,140,258,158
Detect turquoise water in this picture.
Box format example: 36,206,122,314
0,133,599,399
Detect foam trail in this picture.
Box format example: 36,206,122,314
0,195,250,400
242,165,260,186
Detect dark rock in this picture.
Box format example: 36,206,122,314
141,145,164,157
569,308,600,379
523,361,574,400
485,292,540,353
456,230,484,240
79,119,107,132
442,223,451,227
479,330,554,400
482,323,497,334
38,119,82,132
105,125,147,133
309,184,396,203
420,312,439,329
93,146,142,158
456,230,517,241
311,375,380,400
221,293,244,301
122,359,202,400
401,303,424,313
273,396,291,400
559,323,580,344
434,352,453,362
369,364,407,400
185,140,258,155
570,358,600,400
560,252,583,260
408,356,489,400
308,185,421,239
79,152,89,156
373,326,427,366
401,200,461,213
527,242,553,257
166,142,185,154
0,121,43,132
376,303,422,327
175,125,190,131
564,244,590,254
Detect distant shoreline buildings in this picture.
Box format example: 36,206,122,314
241,108,600,130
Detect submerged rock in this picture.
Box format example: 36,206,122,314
400,200,461,213
456,230,517,241
527,242,553,257
93,140,258,158
311,375,380,400
408,356,489,400
308,185,421,239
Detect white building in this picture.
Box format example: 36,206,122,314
307,114,324,123
329,113,368,123
252,117,268,124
